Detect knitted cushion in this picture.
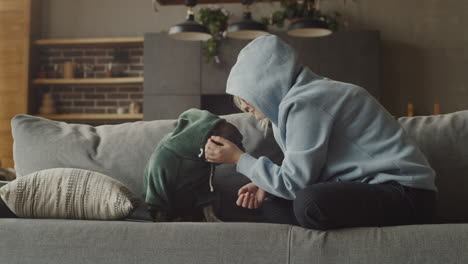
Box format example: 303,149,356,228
0,168,137,220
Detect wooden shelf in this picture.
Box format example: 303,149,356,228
32,77,144,85
34,37,144,46
36,114,143,120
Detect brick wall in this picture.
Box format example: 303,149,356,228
48,85,143,114
37,46,143,114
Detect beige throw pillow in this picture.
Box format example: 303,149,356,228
0,168,137,220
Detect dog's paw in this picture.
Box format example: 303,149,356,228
202,205,223,222
151,211,168,222
204,214,223,222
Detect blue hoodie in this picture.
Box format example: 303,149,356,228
226,35,437,200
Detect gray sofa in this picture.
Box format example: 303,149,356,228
1,110,468,264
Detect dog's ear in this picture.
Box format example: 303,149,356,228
211,122,244,151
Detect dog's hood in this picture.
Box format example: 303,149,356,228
143,109,223,216
163,108,225,160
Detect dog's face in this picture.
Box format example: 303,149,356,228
210,121,245,152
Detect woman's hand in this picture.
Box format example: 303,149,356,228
236,183,267,209
204,136,244,164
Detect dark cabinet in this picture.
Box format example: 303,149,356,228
144,31,380,120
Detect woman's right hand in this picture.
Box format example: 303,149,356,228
236,183,267,209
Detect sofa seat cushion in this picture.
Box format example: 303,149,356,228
0,219,291,264
1,219,468,264
290,223,468,263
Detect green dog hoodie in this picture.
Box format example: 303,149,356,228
143,108,225,218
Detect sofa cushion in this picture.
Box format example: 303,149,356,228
0,220,292,264
398,110,468,223
0,168,137,220
11,113,283,222
12,115,175,198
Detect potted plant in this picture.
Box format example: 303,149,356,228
260,2,341,32
198,5,229,64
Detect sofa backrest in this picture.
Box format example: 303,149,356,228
11,113,282,221
11,110,468,223
398,110,468,223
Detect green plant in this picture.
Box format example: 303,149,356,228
198,6,229,64
260,2,341,32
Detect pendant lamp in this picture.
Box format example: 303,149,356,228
226,0,269,40
168,0,211,41
287,0,332,38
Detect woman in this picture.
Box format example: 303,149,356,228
204,35,437,230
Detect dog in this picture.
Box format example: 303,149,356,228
143,109,244,222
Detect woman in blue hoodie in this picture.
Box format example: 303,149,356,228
204,35,437,230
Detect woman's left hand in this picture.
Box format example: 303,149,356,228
204,136,244,164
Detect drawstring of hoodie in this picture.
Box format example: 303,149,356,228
209,164,215,192
199,147,215,192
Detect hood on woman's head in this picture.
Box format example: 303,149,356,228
226,35,302,125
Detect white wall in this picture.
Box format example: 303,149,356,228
41,0,281,38
41,0,468,116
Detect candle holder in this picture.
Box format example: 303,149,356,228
82,64,95,78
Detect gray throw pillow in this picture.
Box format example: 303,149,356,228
11,115,177,200
398,110,468,223
0,168,137,220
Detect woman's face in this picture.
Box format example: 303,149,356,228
239,99,264,120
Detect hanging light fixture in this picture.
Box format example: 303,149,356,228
168,0,211,41
287,0,332,38
226,0,269,40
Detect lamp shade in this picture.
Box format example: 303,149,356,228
169,19,212,41
226,19,269,40
287,17,332,38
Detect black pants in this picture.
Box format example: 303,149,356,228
262,181,437,230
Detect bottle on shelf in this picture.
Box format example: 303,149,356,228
105,62,113,78
48,64,60,78
37,65,48,78
407,103,414,117
433,103,441,115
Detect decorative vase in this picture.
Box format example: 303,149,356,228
63,61,77,79
39,92,57,115
128,101,141,114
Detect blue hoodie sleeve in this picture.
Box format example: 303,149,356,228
236,101,334,200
